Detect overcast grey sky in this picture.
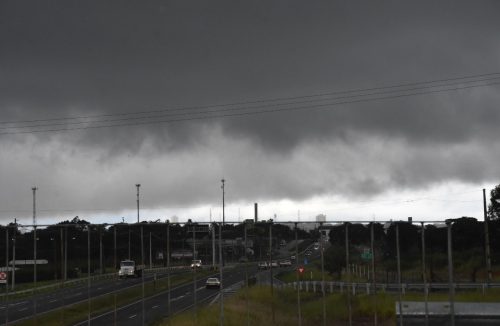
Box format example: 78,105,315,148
1,0,500,224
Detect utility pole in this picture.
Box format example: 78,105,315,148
12,219,16,291
136,184,141,223
244,221,249,326
32,186,38,324
32,187,37,226
128,226,131,260
421,222,429,325
396,223,403,326
370,222,378,326
221,179,225,225
320,222,326,326
166,222,171,320
99,226,103,274
212,223,216,269
5,227,9,325
447,221,455,326
87,226,91,326
114,226,117,271
64,227,68,281
269,220,275,323
141,226,145,326
149,232,152,269
483,189,492,284
191,223,197,323
218,222,224,326
295,222,302,326
345,223,352,326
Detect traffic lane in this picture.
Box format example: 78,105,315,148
86,266,258,326
78,275,219,325
141,266,256,326
0,269,188,324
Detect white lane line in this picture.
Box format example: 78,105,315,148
18,308,28,312
152,305,159,309
196,286,205,291
11,301,28,306
129,314,137,319
49,299,57,303
171,294,186,302
97,287,102,290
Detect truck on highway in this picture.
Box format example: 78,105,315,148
118,260,145,278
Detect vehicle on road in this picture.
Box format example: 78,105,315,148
191,259,202,269
280,240,286,247
118,260,144,278
270,261,279,268
279,260,292,267
258,262,268,269
290,255,296,261
305,250,312,256
313,242,320,250
205,277,221,289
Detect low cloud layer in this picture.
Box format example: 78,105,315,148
1,0,500,222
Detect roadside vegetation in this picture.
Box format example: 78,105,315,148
161,285,500,326
158,285,395,326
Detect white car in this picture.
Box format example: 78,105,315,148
206,277,221,289
191,259,202,269
279,260,292,267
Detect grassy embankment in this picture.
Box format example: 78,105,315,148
159,285,395,326
161,284,500,326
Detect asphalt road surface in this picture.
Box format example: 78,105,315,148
0,268,185,325
75,265,259,326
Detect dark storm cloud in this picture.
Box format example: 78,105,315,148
1,0,500,220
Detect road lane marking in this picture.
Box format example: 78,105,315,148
152,305,159,309
49,299,57,303
129,314,137,319
11,301,28,306
18,308,28,312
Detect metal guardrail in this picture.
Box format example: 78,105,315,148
280,281,500,294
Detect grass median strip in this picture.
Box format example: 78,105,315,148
12,270,215,326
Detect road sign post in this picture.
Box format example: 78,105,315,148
0,272,7,284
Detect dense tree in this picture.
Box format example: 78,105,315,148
488,184,500,220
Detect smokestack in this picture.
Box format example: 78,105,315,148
254,203,258,222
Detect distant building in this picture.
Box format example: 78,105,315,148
316,214,326,223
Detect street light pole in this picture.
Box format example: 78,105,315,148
483,189,492,284
136,184,141,223
221,179,225,225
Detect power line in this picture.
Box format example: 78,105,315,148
2,71,499,126
2,75,500,132
1,77,499,135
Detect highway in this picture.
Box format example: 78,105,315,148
0,241,308,325
0,264,260,326
0,268,186,325
75,265,259,326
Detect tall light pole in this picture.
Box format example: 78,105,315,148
136,184,141,223
221,179,225,225
32,187,37,226
32,187,38,323
483,189,492,284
